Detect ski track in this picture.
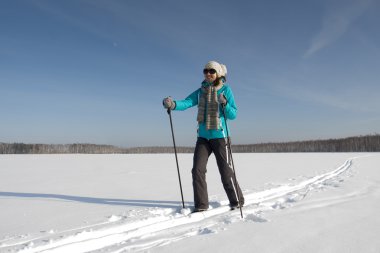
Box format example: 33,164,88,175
1,157,357,253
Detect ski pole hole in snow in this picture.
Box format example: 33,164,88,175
244,213,269,223
198,227,217,235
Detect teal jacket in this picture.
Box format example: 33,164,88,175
174,82,237,140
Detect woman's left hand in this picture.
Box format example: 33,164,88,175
218,94,227,106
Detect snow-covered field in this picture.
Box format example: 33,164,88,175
1,153,379,253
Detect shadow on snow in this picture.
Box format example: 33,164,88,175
0,191,193,209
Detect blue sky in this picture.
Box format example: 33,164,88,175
1,0,379,147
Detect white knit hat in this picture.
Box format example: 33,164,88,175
204,61,227,77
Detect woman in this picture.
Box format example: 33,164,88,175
163,60,244,212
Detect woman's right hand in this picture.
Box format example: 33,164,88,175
162,97,176,110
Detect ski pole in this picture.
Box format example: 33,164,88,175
167,108,185,209
221,105,244,218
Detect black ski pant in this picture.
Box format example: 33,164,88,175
192,137,244,209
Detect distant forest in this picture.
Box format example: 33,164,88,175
1,134,379,154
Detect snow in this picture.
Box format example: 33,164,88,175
0,153,380,252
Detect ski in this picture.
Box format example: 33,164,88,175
185,204,243,217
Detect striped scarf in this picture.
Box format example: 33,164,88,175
197,83,223,130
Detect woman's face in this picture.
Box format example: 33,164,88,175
203,69,217,83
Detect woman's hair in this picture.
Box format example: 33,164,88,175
213,76,226,86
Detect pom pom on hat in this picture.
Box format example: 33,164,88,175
220,64,227,77
204,61,227,77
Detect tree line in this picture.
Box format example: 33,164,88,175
0,143,125,154
0,134,379,154
232,134,380,153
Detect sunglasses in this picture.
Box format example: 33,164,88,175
203,68,217,75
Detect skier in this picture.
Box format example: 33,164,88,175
163,60,244,212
